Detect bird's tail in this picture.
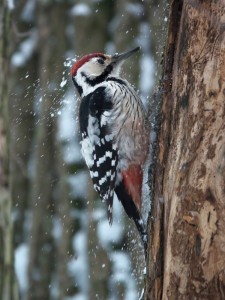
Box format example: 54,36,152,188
115,171,147,257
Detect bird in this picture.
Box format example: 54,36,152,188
71,47,149,253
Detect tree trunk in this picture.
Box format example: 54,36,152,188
0,2,19,299
145,1,225,299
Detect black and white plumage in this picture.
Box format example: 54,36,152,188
71,47,149,252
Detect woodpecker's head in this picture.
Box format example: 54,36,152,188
71,47,140,96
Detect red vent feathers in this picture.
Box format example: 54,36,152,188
71,53,105,77
121,165,142,212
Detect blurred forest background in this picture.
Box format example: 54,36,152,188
1,0,168,299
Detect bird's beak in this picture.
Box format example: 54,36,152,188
112,47,140,64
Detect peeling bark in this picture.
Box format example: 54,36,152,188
146,0,225,299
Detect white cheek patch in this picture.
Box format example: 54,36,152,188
75,61,107,96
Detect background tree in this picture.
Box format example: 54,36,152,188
0,1,19,299
145,0,225,299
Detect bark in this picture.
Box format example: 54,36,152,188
145,1,225,299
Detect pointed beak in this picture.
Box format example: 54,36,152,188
112,46,140,64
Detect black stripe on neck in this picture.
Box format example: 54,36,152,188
106,77,127,86
72,77,83,96
82,64,113,86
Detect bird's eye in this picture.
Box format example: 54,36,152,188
97,58,105,65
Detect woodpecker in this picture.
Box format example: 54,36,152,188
71,47,149,252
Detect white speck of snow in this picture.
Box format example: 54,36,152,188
64,55,77,68
15,244,29,295
60,77,67,88
64,60,72,68
71,3,91,16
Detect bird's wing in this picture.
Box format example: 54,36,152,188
79,86,118,224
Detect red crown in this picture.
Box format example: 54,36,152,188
71,53,105,77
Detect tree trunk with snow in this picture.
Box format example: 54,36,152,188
145,1,225,299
